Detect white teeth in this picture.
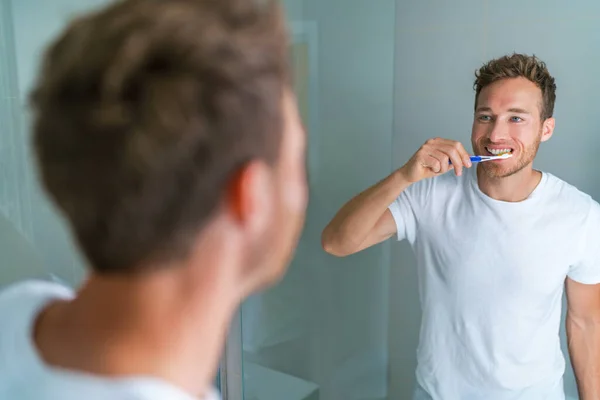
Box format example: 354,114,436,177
486,147,512,155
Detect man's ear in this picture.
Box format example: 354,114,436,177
541,117,555,143
225,160,273,233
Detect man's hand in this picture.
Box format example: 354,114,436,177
399,138,473,183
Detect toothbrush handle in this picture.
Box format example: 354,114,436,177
449,156,481,164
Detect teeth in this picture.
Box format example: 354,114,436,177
486,147,512,155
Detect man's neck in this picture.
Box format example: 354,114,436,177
476,164,542,202
34,249,241,398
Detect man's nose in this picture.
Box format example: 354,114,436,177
488,120,510,142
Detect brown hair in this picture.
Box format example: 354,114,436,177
474,53,556,120
30,0,290,274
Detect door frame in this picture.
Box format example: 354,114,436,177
218,20,318,400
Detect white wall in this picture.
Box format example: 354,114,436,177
390,0,600,398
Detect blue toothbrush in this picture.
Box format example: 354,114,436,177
449,153,512,164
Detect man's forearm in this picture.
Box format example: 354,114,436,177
567,314,600,399
321,168,412,256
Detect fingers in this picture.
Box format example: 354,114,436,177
428,150,450,174
423,138,472,176
455,141,472,167
422,154,443,174
442,144,469,176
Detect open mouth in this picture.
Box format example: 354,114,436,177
485,147,513,156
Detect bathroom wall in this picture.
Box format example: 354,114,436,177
389,0,600,398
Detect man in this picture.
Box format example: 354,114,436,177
322,53,600,399
0,1,307,399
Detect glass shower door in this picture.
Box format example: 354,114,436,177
240,1,396,399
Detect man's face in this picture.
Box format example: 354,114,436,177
471,77,555,178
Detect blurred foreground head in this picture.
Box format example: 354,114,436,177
30,0,308,295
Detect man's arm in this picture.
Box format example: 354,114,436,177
321,138,472,257
566,277,600,399
321,169,410,257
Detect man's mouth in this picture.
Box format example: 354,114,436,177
485,146,513,156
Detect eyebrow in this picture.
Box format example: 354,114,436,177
476,106,531,114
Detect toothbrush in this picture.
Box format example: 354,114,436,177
449,153,513,164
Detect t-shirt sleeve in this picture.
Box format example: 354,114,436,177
387,178,430,244
568,200,600,285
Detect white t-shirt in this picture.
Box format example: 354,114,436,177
0,280,221,400
389,167,600,400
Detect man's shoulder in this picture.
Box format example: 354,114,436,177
543,172,598,209
540,172,600,234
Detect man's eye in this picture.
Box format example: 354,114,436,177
478,115,492,121
510,116,523,122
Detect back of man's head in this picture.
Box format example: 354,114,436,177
30,0,306,280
